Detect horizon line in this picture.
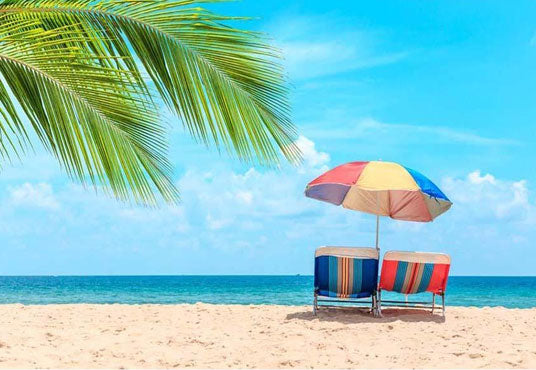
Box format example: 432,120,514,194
0,274,535,278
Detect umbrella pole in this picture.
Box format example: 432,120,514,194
375,214,380,251
375,191,380,252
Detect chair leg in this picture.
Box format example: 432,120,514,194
441,293,445,317
431,293,435,315
313,293,318,316
376,290,383,318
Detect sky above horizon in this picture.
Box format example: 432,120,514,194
1,0,536,275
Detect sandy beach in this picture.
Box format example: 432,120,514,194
0,304,534,368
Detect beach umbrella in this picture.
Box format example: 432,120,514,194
305,161,452,251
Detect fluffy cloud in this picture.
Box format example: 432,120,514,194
171,137,370,256
467,171,497,185
442,170,534,225
0,136,349,273
9,182,60,210
1,135,535,274
294,135,330,169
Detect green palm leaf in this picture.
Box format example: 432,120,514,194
0,0,301,167
0,18,178,204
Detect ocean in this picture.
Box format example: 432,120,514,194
0,276,535,308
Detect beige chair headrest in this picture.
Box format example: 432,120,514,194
383,250,451,264
315,246,379,259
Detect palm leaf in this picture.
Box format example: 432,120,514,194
0,18,178,204
0,0,302,166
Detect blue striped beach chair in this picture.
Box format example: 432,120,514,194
314,247,379,315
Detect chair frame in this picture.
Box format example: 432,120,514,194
313,292,379,316
377,289,445,317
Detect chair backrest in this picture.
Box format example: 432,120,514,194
314,247,379,299
379,251,451,295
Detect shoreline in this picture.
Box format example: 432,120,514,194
2,302,536,309
0,303,534,368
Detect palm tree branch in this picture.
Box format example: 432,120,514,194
0,21,179,204
0,75,30,162
0,0,302,165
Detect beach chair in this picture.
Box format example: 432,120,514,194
378,251,451,316
313,247,379,316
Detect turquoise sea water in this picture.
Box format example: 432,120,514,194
0,276,536,308
0,276,535,308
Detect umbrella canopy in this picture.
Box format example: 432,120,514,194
305,161,452,222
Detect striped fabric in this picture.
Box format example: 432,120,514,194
315,255,378,299
380,259,450,294
305,161,452,222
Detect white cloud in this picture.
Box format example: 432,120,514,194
306,117,519,147
268,15,408,80
206,214,231,231
497,180,530,219
2,135,536,274
171,136,367,250
294,135,330,170
179,166,314,221
235,191,253,205
118,205,190,233
280,40,407,80
9,182,60,210
442,171,534,225
1,153,61,182
171,162,536,266
468,170,497,185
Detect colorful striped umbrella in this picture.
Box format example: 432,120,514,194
305,161,452,250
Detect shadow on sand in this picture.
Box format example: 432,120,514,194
286,307,446,324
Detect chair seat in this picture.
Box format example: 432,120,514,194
316,290,372,299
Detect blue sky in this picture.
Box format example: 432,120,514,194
1,0,536,275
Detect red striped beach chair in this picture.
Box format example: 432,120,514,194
378,251,451,316
314,247,379,316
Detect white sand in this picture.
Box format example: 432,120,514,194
0,303,534,368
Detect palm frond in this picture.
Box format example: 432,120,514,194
0,0,302,166
0,17,179,204
0,74,29,162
